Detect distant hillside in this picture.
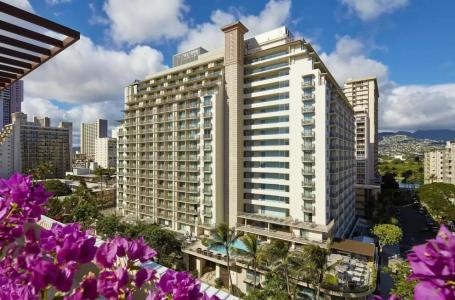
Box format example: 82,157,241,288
379,130,455,142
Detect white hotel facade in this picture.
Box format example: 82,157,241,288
117,23,356,246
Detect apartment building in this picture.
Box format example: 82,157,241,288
343,77,380,217
95,137,117,169
424,142,455,184
118,23,356,245
81,119,108,160
0,112,72,178
0,80,23,128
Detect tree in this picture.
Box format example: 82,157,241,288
235,233,261,289
142,226,182,268
418,182,455,222
401,170,413,183
257,240,297,297
209,223,243,293
372,224,403,251
43,179,72,197
46,197,64,220
27,161,55,180
244,272,290,300
382,172,399,189
300,245,330,300
96,215,127,238
384,260,417,299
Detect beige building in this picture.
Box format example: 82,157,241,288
0,113,72,178
95,137,117,169
118,23,356,243
343,77,380,217
424,142,455,184
80,119,108,160
117,22,360,297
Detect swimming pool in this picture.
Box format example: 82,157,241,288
208,240,248,255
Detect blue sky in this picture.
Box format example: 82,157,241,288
7,0,455,144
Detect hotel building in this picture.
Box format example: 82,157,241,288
424,142,455,184
118,23,356,244
0,112,72,178
95,137,117,169
81,119,108,160
0,80,23,128
343,78,380,217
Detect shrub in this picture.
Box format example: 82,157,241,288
215,277,223,288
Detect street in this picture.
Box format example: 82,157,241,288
378,203,437,298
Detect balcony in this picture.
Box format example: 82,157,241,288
302,169,315,176
301,106,315,113
301,119,315,126
302,144,315,151
203,112,212,118
203,134,212,140
302,181,315,188
301,155,315,163
302,94,315,101
302,193,315,201
301,131,315,138
301,81,315,88
302,205,315,214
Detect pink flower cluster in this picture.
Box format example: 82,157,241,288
0,173,218,300
407,225,455,300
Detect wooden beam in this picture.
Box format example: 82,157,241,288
0,34,51,55
0,1,80,38
0,64,25,74
0,46,42,63
0,57,32,68
0,20,63,47
0,71,17,79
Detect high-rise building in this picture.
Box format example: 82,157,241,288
424,142,455,184
0,80,23,128
80,119,108,160
95,137,117,169
118,24,356,244
0,113,72,178
343,77,380,217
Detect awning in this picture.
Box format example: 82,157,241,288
0,1,79,90
331,238,376,258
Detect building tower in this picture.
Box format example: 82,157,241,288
0,80,23,128
117,24,356,244
81,119,108,160
343,77,380,217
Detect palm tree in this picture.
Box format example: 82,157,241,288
235,233,261,289
257,239,295,296
301,244,329,300
209,223,243,293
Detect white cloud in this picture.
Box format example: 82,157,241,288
340,0,409,21
88,3,109,25
103,0,188,44
24,35,167,104
177,0,291,52
319,35,455,131
2,0,34,12
320,35,389,86
381,84,455,131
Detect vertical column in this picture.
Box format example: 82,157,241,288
221,22,248,227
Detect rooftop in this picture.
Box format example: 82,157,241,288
331,238,376,258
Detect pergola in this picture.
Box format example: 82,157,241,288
0,1,80,91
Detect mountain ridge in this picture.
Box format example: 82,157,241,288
379,129,455,142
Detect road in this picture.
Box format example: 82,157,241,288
378,203,437,298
